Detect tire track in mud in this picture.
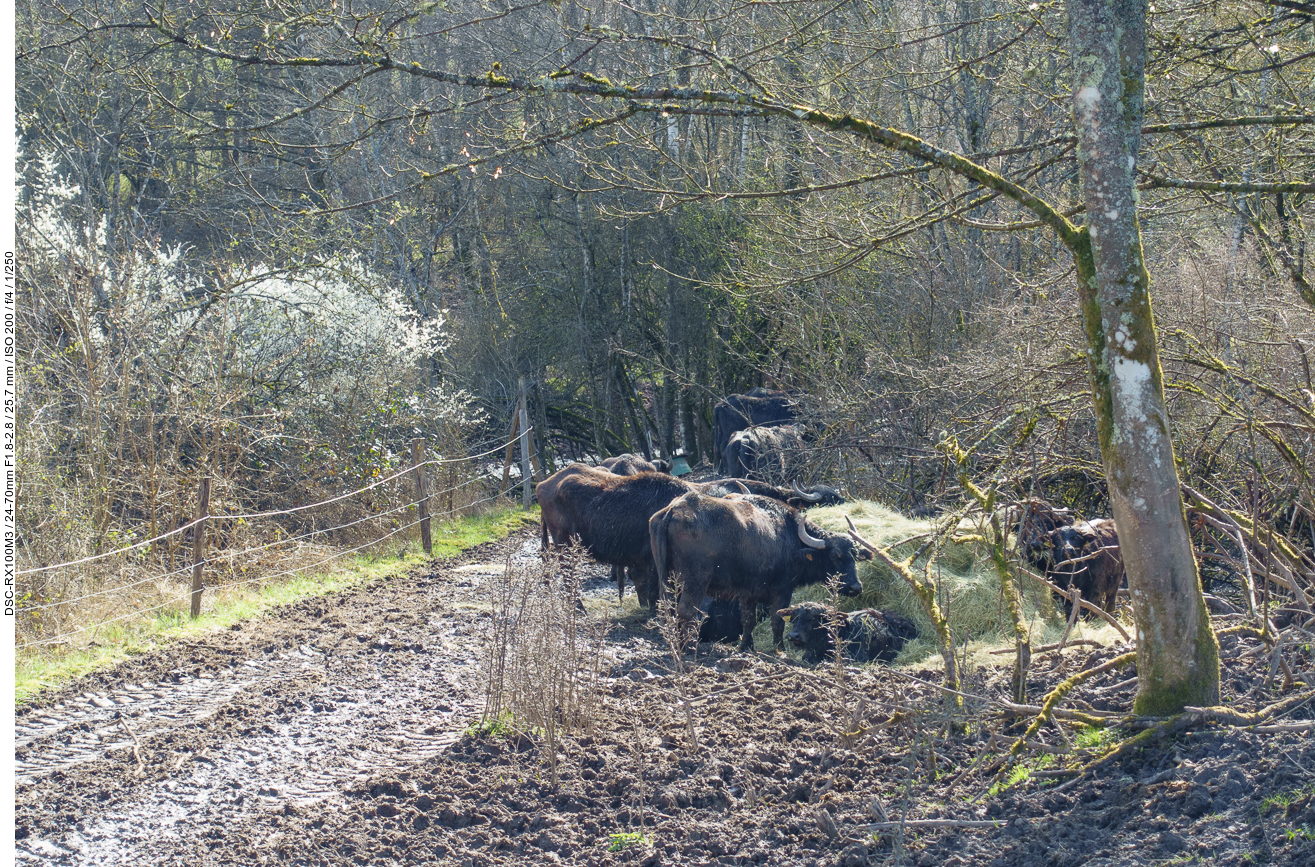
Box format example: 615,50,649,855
14,536,551,867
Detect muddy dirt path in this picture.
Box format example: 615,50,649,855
14,538,522,865
14,527,1315,867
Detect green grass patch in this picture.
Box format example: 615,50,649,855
1261,782,1315,815
15,507,537,705
987,753,1056,797
466,710,518,739
607,832,651,852
1074,724,1121,751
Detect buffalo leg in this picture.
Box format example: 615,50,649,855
613,565,626,602
770,590,793,649
631,563,658,614
737,599,757,652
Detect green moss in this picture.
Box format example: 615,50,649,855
1131,613,1221,716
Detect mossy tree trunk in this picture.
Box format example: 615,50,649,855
1065,0,1219,715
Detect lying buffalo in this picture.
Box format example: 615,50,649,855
779,601,918,664
649,492,869,651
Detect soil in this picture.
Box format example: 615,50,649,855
14,527,1315,866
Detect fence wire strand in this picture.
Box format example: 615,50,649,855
16,432,529,577
14,443,534,648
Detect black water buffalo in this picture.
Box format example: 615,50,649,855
535,466,698,608
713,390,796,473
649,492,869,651
535,462,608,552
697,598,753,644
1014,501,1124,615
600,453,671,475
724,424,806,482
778,601,918,664
1046,519,1124,615
1014,499,1075,572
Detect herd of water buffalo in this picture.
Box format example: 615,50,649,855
534,390,1129,663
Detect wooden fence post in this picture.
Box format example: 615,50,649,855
190,477,211,619
500,409,519,495
412,437,432,554
519,377,533,509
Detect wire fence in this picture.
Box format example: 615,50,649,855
14,432,539,651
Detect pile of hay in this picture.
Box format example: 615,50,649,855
786,500,1125,666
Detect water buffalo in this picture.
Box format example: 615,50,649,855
649,492,869,651
1014,499,1075,569
724,424,806,482
535,466,699,608
1013,501,1124,615
535,462,608,552
1046,519,1124,615
778,601,918,664
712,390,796,473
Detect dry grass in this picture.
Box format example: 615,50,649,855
799,500,1131,666
479,543,608,785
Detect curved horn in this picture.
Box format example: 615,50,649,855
728,479,750,494
796,518,828,549
791,481,822,502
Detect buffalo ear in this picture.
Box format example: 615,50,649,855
855,548,874,562
776,607,795,619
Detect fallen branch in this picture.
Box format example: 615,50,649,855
1050,686,1315,792
118,715,145,776
998,700,1127,726
989,639,1104,656
1007,651,1138,758
1250,722,1315,733
1182,686,1315,727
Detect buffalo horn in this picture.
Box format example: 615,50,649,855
728,479,750,494
796,519,828,549
791,481,823,502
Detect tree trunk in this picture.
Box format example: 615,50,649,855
1065,0,1219,715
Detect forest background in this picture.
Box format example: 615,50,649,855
12,0,1314,672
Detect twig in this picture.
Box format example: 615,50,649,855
1058,585,1083,651
947,737,997,789
989,639,1104,655
1091,676,1137,694
1016,566,1132,642
118,715,146,775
